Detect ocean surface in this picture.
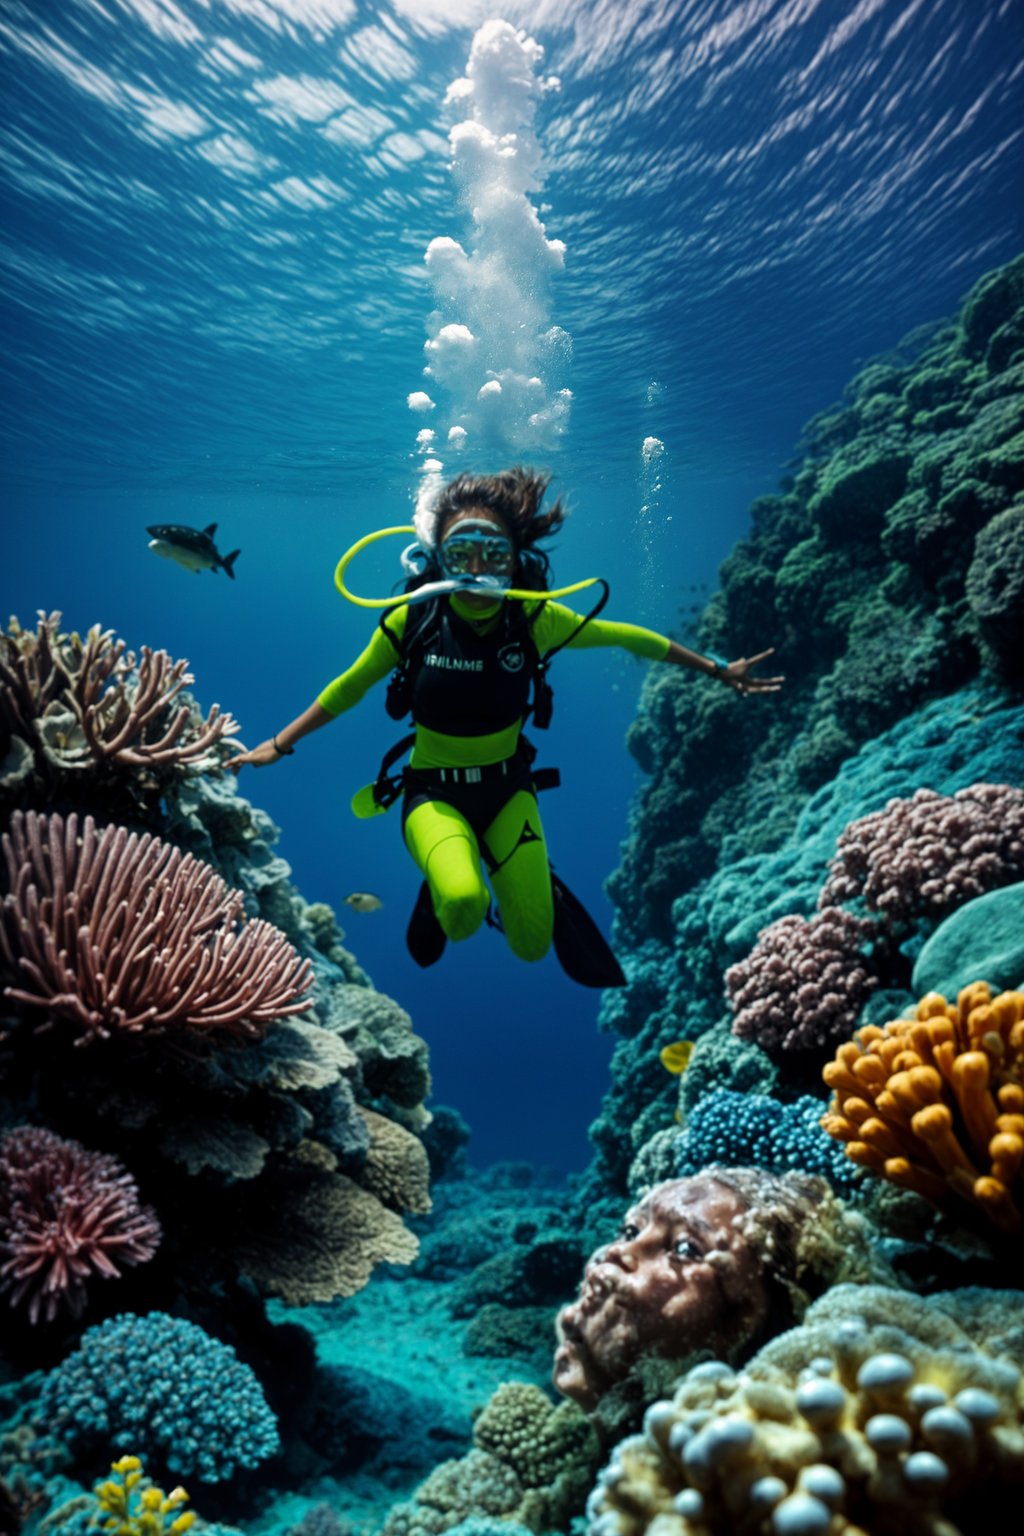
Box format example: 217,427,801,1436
3,0,1022,1174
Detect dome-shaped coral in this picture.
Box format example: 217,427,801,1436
821,982,1024,1235
586,1283,1024,1536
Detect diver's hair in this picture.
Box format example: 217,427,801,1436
430,466,567,593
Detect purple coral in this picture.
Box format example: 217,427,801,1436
819,782,1024,929
725,908,879,1053
0,809,313,1045
0,1126,161,1324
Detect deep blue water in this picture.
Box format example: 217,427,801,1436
2,0,1022,1170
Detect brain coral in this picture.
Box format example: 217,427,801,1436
586,1283,1024,1536
382,1382,600,1536
821,982,1024,1235
37,1312,279,1482
819,783,1024,931
726,908,879,1053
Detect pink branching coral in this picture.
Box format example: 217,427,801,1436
0,1125,161,1324
0,810,313,1045
726,907,879,1053
0,611,238,771
819,782,1024,929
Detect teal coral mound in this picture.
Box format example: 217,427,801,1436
37,1312,280,1482
675,1090,859,1193
913,880,1024,999
587,1283,1024,1535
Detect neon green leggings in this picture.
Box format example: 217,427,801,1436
403,790,554,961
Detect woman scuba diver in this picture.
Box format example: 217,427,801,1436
228,467,782,985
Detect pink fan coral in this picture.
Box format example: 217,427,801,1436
0,810,313,1045
726,907,879,1053
819,782,1024,929
0,1125,161,1324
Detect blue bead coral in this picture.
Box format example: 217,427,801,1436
675,1090,858,1192
38,1312,280,1482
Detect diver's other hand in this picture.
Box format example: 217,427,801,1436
227,738,289,770
718,648,785,696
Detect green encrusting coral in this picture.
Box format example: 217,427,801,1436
612,253,1024,941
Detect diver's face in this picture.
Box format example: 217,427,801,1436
552,1179,769,1411
441,507,515,609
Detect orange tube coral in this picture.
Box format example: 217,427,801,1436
821,983,1024,1236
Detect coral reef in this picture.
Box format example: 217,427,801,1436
0,621,436,1393
231,1165,420,1304
821,982,1024,1235
592,258,1024,1209
585,1283,1024,1535
966,503,1024,679
381,1381,600,1536
359,1108,433,1216
0,613,238,799
37,1312,280,1482
607,255,1024,936
674,1090,857,1192
725,907,880,1054
819,783,1024,930
584,681,1024,1210
0,1125,161,1325
0,810,313,1044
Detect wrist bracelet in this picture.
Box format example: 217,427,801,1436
272,734,295,756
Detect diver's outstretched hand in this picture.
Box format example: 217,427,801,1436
718,648,784,696
227,739,287,771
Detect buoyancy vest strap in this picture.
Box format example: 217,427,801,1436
372,731,417,808
540,579,610,667
379,609,403,653
530,579,610,730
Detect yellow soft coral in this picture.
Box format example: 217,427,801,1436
822,982,1024,1235
93,1456,195,1536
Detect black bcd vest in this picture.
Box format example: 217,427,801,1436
381,597,545,734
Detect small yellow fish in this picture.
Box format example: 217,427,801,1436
659,1040,694,1075
343,892,383,913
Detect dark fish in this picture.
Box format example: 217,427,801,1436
146,522,240,578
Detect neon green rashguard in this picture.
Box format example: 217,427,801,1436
317,594,671,770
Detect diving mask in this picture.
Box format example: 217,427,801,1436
334,524,602,609
439,523,515,579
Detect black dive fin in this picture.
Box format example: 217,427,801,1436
550,870,626,988
407,881,447,968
